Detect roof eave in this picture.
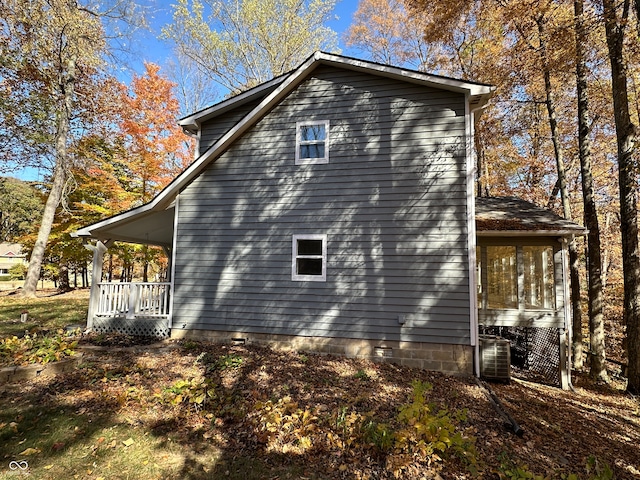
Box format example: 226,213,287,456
313,52,494,101
476,229,587,237
92,52,497,231
178,75,289,132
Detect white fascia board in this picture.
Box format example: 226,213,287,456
73,199,176,240
150,53,323,211
178,75,288,132
80,51,495,241
313,52,495,101
77,54,321,240
476,230,587,237
73,203,156,238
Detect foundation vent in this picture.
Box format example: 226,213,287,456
374,346,393,358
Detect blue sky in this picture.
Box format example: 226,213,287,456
125,0,360,78
15,0,360,181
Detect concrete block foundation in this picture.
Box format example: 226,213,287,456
171,329,473,376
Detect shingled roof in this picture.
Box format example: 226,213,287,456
475,197,587,236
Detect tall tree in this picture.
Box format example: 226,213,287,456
165,52,219,116
0,178,44,242
117,63,193,282
0,0,106,297
345,0,439,71
574,0,607,379
601,0,640,393
162,0,338,93
119,62,192,205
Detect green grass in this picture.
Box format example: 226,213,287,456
0,350,335,480
0,403,189,480
0,291,89,337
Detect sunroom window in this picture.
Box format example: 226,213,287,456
486,246,518,309
478,244,556,311
523,246,555,309
296,121,329,164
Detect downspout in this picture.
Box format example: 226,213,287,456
182,125,201,160
560,236,575,390
467,100,489,378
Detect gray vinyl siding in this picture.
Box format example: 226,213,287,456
199,98,265,154
172,65,472,344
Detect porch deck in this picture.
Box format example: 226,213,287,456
89,282,171,338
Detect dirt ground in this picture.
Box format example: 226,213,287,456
1,288,638,479
4,334,635,479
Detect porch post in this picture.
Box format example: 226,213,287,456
559,328,570,389
85,240,111,331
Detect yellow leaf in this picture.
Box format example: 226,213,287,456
19,447,41,456
44,465,54,470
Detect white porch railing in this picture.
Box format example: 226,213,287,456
95,282,171,319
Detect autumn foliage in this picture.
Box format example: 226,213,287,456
119,62,193,205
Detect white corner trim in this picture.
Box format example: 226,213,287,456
168,195,180,329
466,95,480,377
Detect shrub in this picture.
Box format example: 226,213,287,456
251,396,318,453
161,378,217,411
388,380,476,474
9,263,27,280
0,329,79,365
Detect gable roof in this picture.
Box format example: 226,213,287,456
74,51,495,244
0,243,24,257
475,197,587,236
178,51,495,135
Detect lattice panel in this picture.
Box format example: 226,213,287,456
92,316,170,339
481,326,561,387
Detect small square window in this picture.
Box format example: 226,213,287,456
292,234,327,281
296,121,329,164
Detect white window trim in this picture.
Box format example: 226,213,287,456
291,234,327,282
295,120,330,165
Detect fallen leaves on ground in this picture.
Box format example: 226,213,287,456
0,339,638,479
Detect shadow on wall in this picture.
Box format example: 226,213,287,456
172,65,472,349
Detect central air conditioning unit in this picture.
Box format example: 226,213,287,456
479,335,511,382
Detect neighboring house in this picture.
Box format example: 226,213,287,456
0,243,27,276
74,52,585,387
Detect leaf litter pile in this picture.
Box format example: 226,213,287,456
0,339,638,479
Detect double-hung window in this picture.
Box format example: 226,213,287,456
296,121,329,164
292,234,327,281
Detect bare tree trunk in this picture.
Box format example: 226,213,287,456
58,261,71,292
575,0,607,378
475,134,490,197
108,253,113,282
22,57,75,297
142,245,149,283
602,0,640,393
537,16,589,377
